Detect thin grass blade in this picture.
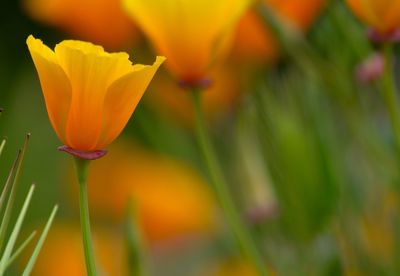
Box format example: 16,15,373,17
0,150,21,217
23,204,58,276
5,231,37,268
0,139,6,159
0,134,30,251
0,185,35,273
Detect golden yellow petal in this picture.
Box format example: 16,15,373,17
95,56,165,149
54,40,134,150
384,1,400,31
347,0,400,32
26,35,72,144
123,0,251,80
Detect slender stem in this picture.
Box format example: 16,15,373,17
74,158,97,276
382,44,400,274
124,200,148,276
190,89,267,276
382,43,400,156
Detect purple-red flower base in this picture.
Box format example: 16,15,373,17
367,28,400,43
178,77,213,90
58,145,107,160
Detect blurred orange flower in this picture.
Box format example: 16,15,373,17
346,0,400,34
69,141,217,242
25,223,126,276
123,0,252,85
265,0,326,30
23,0,139,50
27,35,164,152
233,0,325,62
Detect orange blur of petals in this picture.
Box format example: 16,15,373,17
23,0,139,50
265,0,326,30
26,35,165,151
123,0,253,84
233,0,325,62
26,224,126,276
76,141,216,242
346,0,400,34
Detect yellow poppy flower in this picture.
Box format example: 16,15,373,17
123,0,252,86
26,35,165,153
346,0,400,34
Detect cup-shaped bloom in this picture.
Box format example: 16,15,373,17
27,35,165,152
346,0,400,34
123,0,252,86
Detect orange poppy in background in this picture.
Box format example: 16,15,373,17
346,0,400,34
27,35,164,152
24,223,126,276
233,0,326,62
123,0,253,86
23,0,139,50
265,0,326,30
69,141,217,242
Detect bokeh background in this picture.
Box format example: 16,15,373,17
0,0,399,275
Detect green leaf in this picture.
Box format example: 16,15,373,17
23,204,58,276
0,184,35,274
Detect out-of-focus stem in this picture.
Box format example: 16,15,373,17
190,88,267,276
382,43,400,156
74,158,97,276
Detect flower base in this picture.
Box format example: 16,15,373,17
58,145,107,160
367,28,400,43
178,77,212,90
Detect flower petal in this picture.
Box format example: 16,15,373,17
347,0,400,32
95,56,165,149
123,0,250,80
54,40,134,150
26,35,72,144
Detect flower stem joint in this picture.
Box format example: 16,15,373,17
58,145,107,160
367,28,400,44
178,77,213,91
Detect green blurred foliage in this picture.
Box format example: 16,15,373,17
1,0,400,275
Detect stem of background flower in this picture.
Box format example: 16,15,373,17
190,88,267,276
74,157,97,276
382,43,400,274
382,43,400,156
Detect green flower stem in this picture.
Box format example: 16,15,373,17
382,43,400,275
74,157,97,276
382,43,400,156
191,89,267,276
